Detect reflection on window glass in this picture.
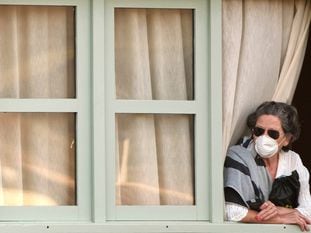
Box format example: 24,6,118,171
115,8,194,100
0,113,76,206
116,113,195,205
0,5,75,98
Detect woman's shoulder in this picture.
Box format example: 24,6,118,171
279,150,305,175
281,150,302,165
227,144,251,156
226,144,256,166
227,137,256,156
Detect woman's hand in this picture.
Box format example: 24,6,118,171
255,202,310,232
279,210,311,232
276,206,297,215
256,201,278,221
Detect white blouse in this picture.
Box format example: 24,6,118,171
225,150,311,221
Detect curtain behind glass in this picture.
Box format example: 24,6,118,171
0,6,76,205
115,8,193,100
0,5,75,98
115,9,194,205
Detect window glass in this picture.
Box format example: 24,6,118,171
0,112,76,206
116,113,194,205
0,5,75,98
115,8,194,100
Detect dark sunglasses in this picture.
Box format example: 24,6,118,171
252,126,280,140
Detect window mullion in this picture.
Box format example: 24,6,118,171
208,0,223,224
113,100,198,114
92,0,107,223
0,99,78,112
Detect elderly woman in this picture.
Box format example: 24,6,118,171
224,101,311,231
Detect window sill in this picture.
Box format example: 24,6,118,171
0,221,304,233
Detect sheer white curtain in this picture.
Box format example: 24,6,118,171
115,9,194,205
0,6,75,205
222,0,311,155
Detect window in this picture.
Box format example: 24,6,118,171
99,0,212,221
0,0,91,221
0,0,225,231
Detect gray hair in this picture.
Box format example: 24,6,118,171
247,101,301,151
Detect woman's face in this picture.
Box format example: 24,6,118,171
254,114,291,148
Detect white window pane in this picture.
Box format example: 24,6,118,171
116,113,194,205
115,8,194,100
0,113,76,206
0,5,75,98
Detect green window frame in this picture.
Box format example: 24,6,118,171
0,0,267,231
93,0,223,222
95,0,213,221
0,0,92,221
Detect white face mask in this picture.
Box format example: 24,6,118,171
254,135,279,158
